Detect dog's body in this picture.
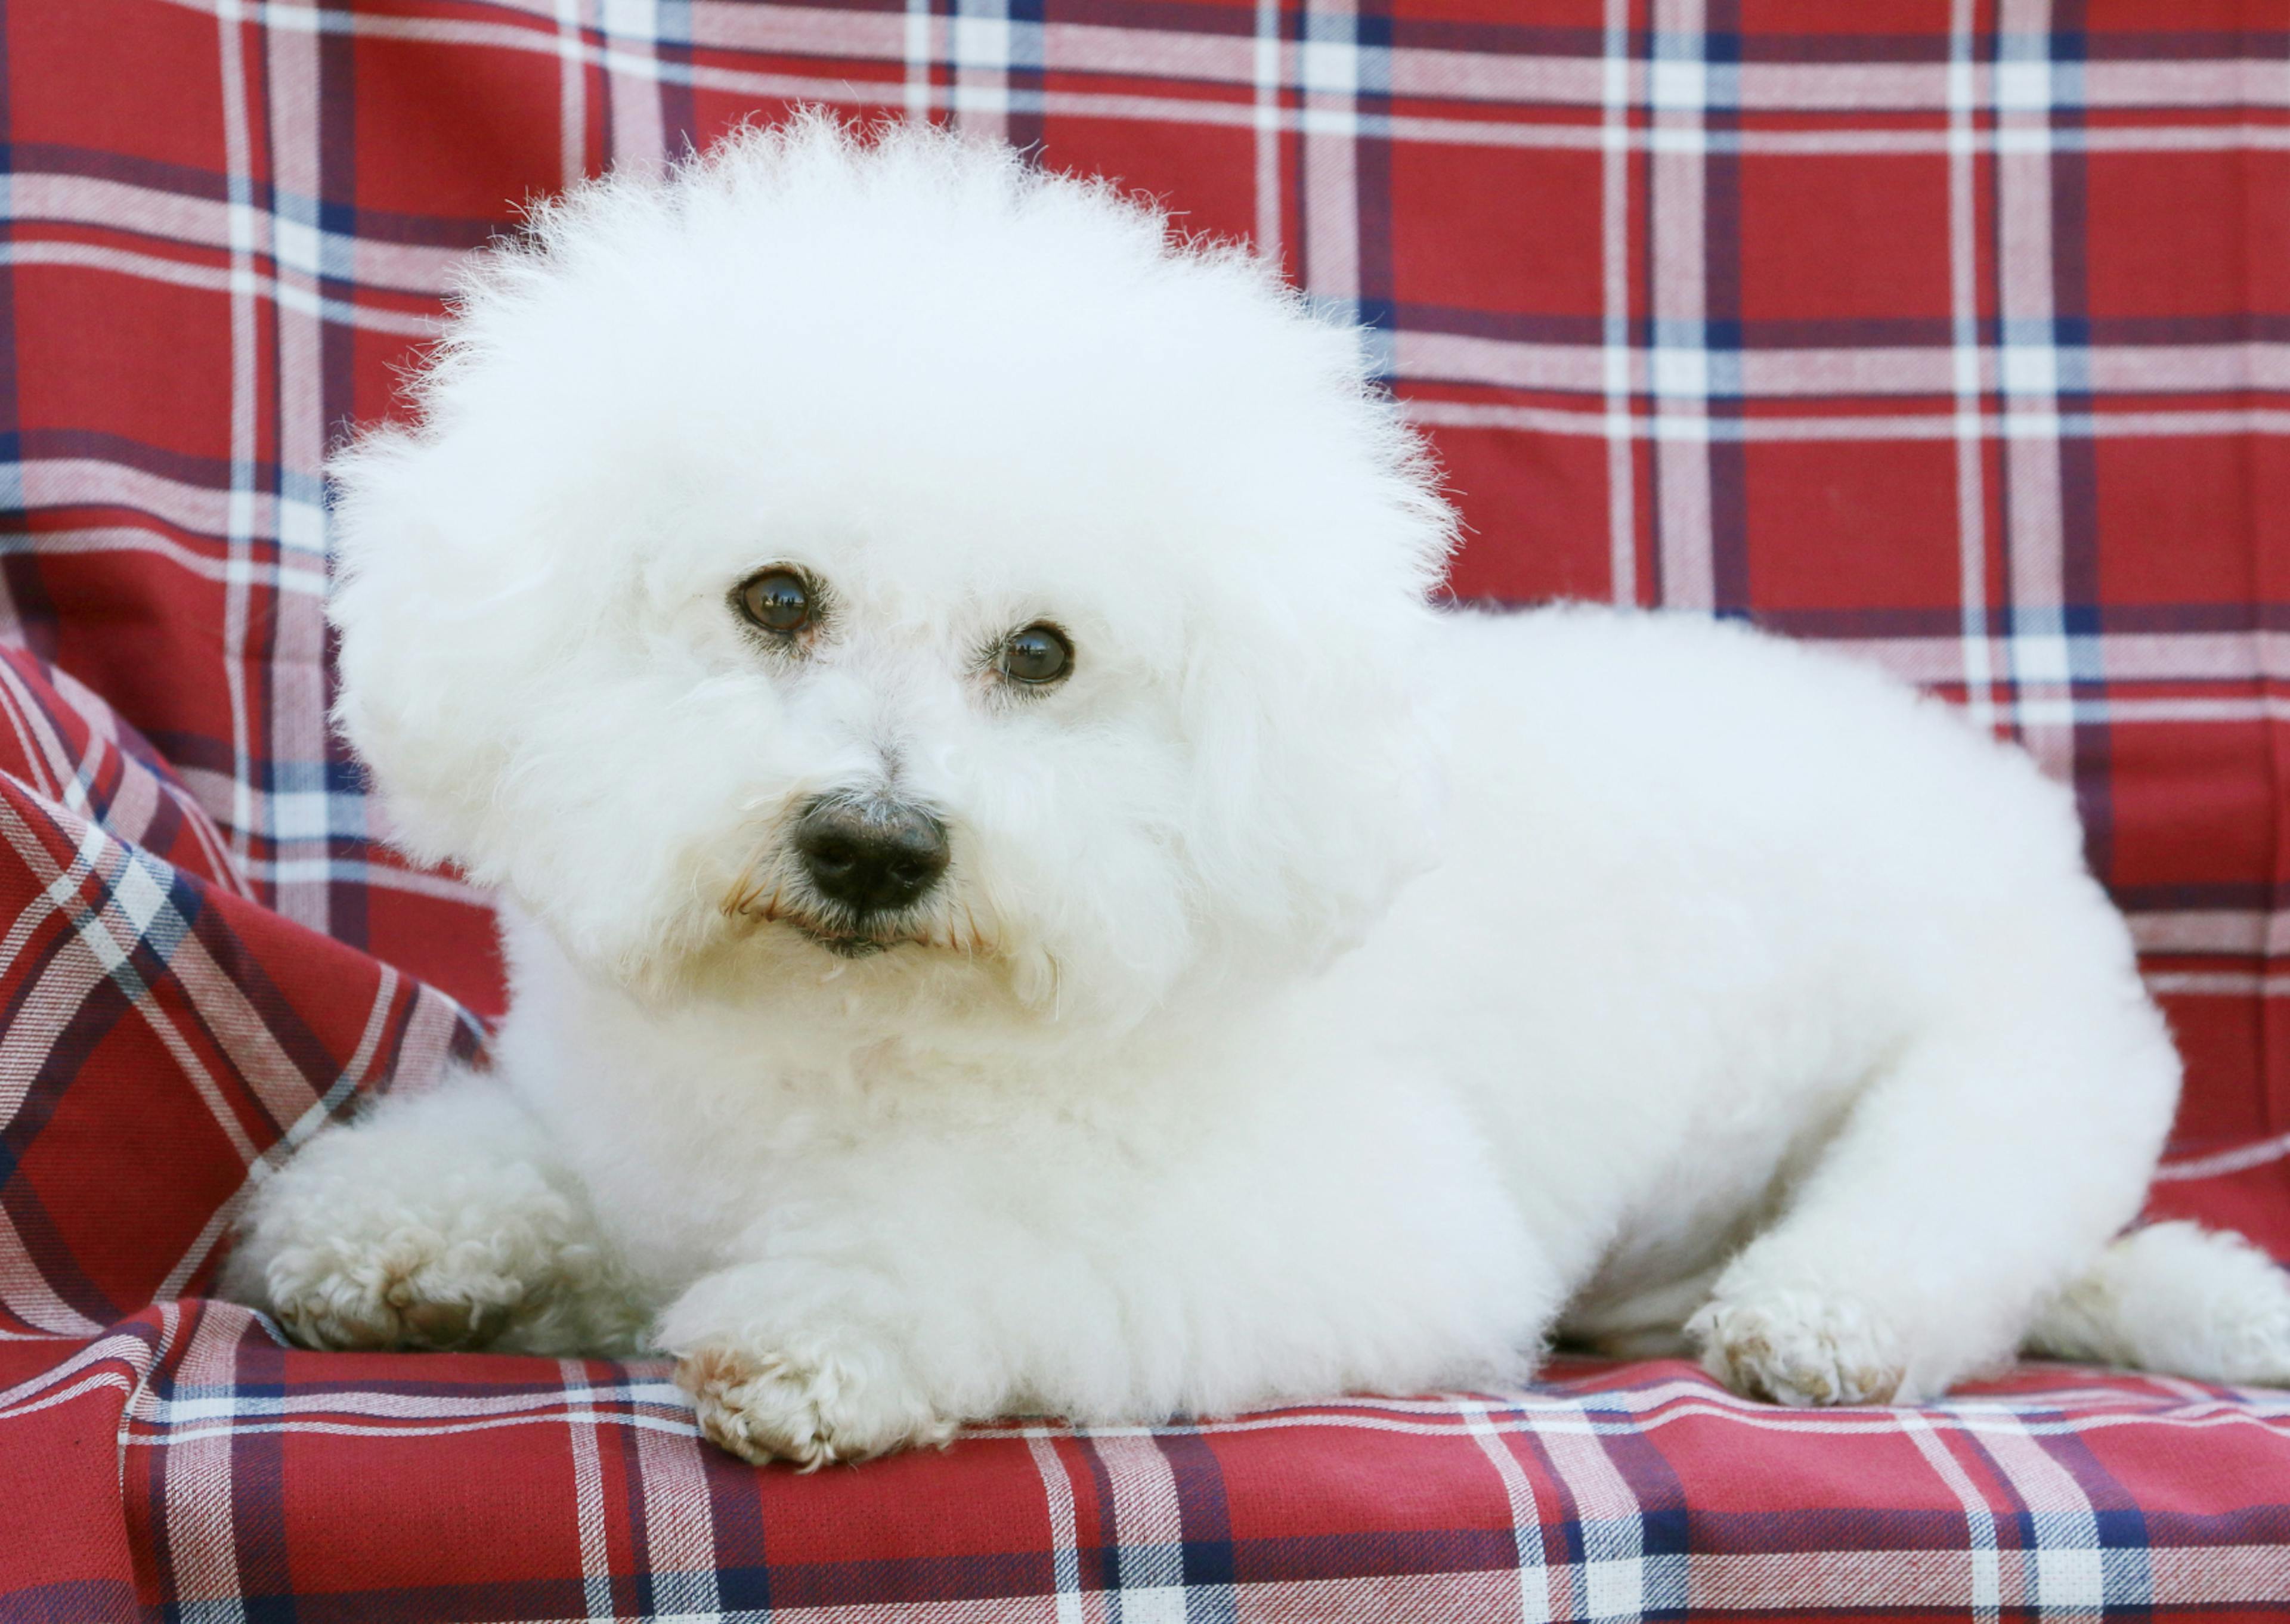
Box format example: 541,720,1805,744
228,117,2290,1465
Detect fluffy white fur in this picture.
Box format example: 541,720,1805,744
225,115,2290,1465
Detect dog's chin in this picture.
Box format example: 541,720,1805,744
791,919,900,959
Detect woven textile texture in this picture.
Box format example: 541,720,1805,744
1,0,2288,1617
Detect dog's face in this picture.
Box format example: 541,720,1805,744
330,118,1453,1034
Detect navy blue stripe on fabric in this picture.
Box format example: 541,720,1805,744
2047,4,2120,886
0,971,140,1326
659,1,700,164
1585,1409,1694,1617
0,1580,147,1623
227,1329,298,1624
1007,0,1051,163
2036,1411,2158,1610
1153,1428,1238,1620
1353,1,1397,386
1703,4,1750,618
698,1439,776,1613
181,894,358,1115
316,7,370,960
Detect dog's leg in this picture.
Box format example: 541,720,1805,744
655,1076,1557,1467
224,1071,646,1355
1688,1002,2180,1405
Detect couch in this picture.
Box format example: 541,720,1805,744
2,2,2286,1617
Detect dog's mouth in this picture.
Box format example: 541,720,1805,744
720,868,994,959
734,894,923,957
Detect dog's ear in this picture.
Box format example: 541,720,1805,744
327,423,740,980
327,425,549,878
1177,470,1455,973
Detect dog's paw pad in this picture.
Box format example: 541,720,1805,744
676,1342,955,1468
1688,1293,1905,1407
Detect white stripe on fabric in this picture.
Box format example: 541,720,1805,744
635,1406,729,1619
129,1392,2290,1455
1539,1411,1655,1621
1460,1400,1554,1624
1978,1411,2146,1616
261,0,358,943
950,0,1016,143
1995,0,2081,781
213,0,261,883
1395,335,2290,402
1,234,445,336
563,1360,621,1620
1025,1431,1088,1624
1599,0,1634,606
903,0,935,123
1401,399,2290,443
1252,0,1283,264
559,0,589,188
10,171,463,287
2153,1128,2290,1179
1648,0,1713,613
605,0,671,176
165,1306,252,1624
1946,0,1995,734
1091,1431,1186,1623
1298,0,1363,343
1900,1411,2003,1623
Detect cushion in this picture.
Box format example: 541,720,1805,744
4,1321,2286,1621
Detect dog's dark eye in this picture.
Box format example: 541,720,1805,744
999,624,1073,686
737,568,813,634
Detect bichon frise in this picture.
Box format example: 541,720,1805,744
226,114,2290,1466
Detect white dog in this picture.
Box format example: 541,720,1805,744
225,114,2290,1467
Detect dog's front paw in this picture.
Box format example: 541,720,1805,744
1688,1290,1907,1406
242,1153,608,1353
263,1228,531,1352
676,1340,957,1468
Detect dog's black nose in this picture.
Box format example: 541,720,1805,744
793,796,949,913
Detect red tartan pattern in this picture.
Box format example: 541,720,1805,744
4,1304,2288,1623
4,0,2290,1617
0,774,479,1341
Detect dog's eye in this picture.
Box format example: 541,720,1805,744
999,624,1073,686
737,568,813,634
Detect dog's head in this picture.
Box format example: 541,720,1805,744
331,114,1454,1034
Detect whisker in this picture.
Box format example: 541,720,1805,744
720,856,762,918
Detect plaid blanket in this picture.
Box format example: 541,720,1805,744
2,0,2288,1617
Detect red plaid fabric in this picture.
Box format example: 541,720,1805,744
3,0,2289,1617
5,1314,2288,1622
